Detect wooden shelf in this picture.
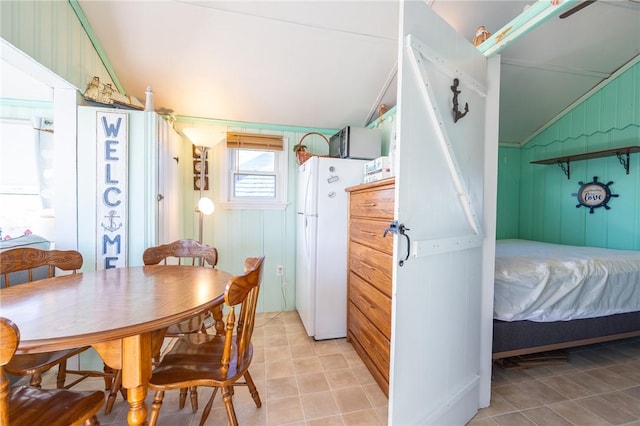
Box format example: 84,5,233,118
531,146,640,179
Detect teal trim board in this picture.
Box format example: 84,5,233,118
478,0,580,57
173,115,339,136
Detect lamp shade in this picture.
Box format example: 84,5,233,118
198,197,215,215
182,127,226,148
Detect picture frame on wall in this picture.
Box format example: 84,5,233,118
193,160,208,175
192,144,203,159
193,176,209,191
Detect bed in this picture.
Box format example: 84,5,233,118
492,239,640,359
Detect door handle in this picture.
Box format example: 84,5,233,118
383,220,411,267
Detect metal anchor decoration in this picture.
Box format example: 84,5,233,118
383,220,411,267
451,78,469,123
100,210,123,232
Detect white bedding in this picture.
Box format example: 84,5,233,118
494,239,640,322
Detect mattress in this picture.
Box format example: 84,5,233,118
494,239,640,322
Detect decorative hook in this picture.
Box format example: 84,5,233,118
451,78,469,123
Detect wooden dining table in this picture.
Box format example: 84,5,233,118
0,264,232,425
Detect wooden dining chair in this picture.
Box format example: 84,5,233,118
0,316,105,425
147,256,265,426
143,239,219,336
0,247,123,414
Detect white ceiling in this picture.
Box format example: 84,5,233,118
7,1,640,145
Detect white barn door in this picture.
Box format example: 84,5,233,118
389,2,499,424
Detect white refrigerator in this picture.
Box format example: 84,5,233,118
296,156,367,340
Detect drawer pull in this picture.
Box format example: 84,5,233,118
368,203,377,207
360,230,377,237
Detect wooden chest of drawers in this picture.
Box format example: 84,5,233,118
345,177,394,396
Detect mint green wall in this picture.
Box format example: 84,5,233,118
496,146,521,239
175,122,338,314
498,60,640,250
1,0,115,94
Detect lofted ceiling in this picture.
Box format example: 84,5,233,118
47,1,640,144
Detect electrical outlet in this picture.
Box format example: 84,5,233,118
276,265,284,276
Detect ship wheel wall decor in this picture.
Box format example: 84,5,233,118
571,176,619,214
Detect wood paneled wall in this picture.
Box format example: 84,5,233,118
496,146,521,240
497,60,640,250
180,127,334,314
1,0,113,93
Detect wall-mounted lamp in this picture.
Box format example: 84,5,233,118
182,127,226,243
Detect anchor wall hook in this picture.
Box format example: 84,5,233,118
451,78,469,123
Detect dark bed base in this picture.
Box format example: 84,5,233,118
492,311,640,359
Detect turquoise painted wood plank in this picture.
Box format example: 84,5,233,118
532,155,549,240
584,91,602,138
261,209,289,312
570,102,587,135
604,166,633,249
542,172,563,243
557,110,572,144
586,133,610,156
496,147,521,239
634,64,640,129
599,79,617,132
560,174,584,245
240,209,264,259
213,222,229,267
582,156,610,248
522,146,543,239
616,69,634,128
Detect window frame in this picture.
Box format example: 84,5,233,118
218,136,288,210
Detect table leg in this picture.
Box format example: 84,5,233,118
122,333,152,426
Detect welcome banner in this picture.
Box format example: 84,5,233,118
96,111,128,269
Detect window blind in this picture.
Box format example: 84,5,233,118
226,132,283,151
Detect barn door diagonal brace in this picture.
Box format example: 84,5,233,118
406,34,484,238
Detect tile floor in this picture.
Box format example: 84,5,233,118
470,336,640,426
38,312,640,425
65,311,388,426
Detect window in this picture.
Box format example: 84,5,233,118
221,132,287,210
231,150,276,199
